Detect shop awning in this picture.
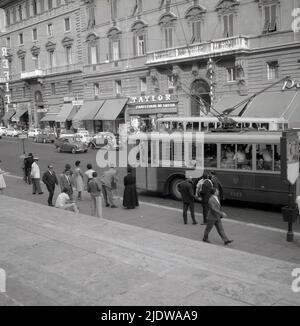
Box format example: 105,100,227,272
1,110,16,121
55,103,73,122
281,91,300,128
11,107,28,122
40,113,58,122
94,98,128,121
67,106,81,121
214,95,250,115
242,91,297,118
72,100,105,121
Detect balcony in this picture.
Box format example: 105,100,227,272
146,36,249,65
44,63,83,76
20,69,45,80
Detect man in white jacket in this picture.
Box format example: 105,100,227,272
31,158,43,195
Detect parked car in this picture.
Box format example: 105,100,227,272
54,136,88,154
88,132,120,150
0,127,7,137
27,128,42,138
34,130,56,143
6,127,22,137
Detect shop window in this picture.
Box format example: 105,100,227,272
267,61,279,80
227,67,236,82
256,144,280,171
221,144,252,170
223,13,234,38
204,144,217,168
262,4,277,33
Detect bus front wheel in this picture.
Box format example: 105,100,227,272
170,178,184,201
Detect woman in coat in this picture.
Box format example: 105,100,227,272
123,167,139,209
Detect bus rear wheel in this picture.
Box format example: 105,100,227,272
170,177,184,201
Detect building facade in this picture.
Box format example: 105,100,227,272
0,0,84,129
1,0,300,132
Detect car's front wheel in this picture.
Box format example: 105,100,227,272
71,147,77,154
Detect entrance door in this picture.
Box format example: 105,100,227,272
190,79,211,116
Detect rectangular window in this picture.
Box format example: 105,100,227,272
267,61,279,80
20,57,26,72
90,45,98,64
223,14,234,38
115,80,122,95
32,28,38,41
204,144,217,168
6,37,11,48
87,6,95,28
19,33,24,45
48,0,53,10
5,10,10,26
111,0,118,20
68,80,72,94
49,50,55,67
33,0,38,15
12,8,17,24
164,27,173,48
18,5,23,20
51,83,56,95
227,67,236,82
140,77,147,93
191,20,201,43
168,75,175,89
112,40,120,61
221,144,252,170
40,0,45,13
33,55,39,69
66,47,72,65
64,17,70,32
94,83,100,97
263,4,277,33
47,23,53,36
256,144,280,171
137,34,146,56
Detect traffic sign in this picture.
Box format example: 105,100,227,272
281,131,300,184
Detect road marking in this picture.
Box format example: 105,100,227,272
4,173,299,237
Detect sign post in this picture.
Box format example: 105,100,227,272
280,131,300,242
19,133,28,155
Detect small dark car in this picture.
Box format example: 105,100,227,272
54,136,88,154
34,130,56,143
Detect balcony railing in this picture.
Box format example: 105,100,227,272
146,36,249,64
44,63,83,75
20,69,45,79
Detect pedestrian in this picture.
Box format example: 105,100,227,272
55,188,79,213
200,173,213,225
31,157,43,195
42,165,58,206
0,160,7,194
85,164,95,187
210,171,224,201
19,153,27,183
87,172,103,218
24,153,34,184
101,164,118,208
74,160,84,200
59,168,74,201
203,188,233,245
178,177,198,225
123,166,139,209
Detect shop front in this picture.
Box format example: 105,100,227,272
126,94,178,132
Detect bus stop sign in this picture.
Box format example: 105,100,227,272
281,131,299,185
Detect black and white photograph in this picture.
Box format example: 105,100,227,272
0,0,300,310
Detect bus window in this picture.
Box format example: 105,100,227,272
186,123,193,132
192,122,199,131
234,144,252,170
221,144,235,169
204,144,217,168
256,144,273,171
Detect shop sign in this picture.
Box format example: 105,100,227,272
129,94,178,110
282,79,300,91
72,100,84,106
37,108,48,113
1,47,11,111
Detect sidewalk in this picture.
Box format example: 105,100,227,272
0,195,300,306
3,174,300,265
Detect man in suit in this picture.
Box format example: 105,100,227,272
59,169,74,201
42,165,58,206
200,173,213,225
24,153,34,184
203,188,233,245
178,177,198,225
101,164,118,208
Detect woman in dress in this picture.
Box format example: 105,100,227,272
0,160,7,194
123,166,139,209
74,160,84,200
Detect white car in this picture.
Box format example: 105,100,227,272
6,128,21,137
27,128,41,138
0,127,7,136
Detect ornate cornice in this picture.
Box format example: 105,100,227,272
216,0,240,15
158,12,177,27
184,5,207,21
131,20,148,33
107,26,122,38
45,41,56,51
30,45,40,56
17,49,26,58
62,36,74,47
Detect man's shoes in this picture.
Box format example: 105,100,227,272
38,192,44,195
110,205,117,208
224,240,234,245
192,221,198,225
202,238,211,243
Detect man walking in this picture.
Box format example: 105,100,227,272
59,168,74,201
42,165,58,206
101,164,118,208
178,177,198,225
87,172,103,218
200,173,213,225
31,157,43,195
203,188,233,245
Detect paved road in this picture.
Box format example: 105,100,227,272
1,136,299,233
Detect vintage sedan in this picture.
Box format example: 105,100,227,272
34,130,56,143
54,136,88,154
88,132,120,150
6,127,22,137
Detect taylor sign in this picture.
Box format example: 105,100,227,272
129,94,173,104
282,79,300,91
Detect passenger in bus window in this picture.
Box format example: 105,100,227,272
221,145,235,169
186,123,192,132
260,145,273,170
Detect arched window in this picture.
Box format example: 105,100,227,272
158,12,177,49
107,26,122,61
215,0,239,38
190,79,211,116
86,33,99,65
131,20,147,57
184,5,206,43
